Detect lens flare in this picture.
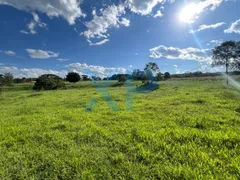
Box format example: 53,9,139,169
179,3,198,23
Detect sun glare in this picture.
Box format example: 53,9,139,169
179,3,198,23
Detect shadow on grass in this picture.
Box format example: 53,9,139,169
133,83,160,94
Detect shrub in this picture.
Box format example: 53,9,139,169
118,75,127,84
164,72,171,80
0,73,13,86
33,74,65,91
66,72,81,83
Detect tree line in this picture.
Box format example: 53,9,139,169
0,40,239,90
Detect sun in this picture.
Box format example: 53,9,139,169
179,3,198,23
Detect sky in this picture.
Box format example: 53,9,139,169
0,0,240,78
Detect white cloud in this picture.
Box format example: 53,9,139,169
119,18,130,26
0,65,67,78
21,12,47,35
0,0,85,25
173,64,181,74
0,50,16,56
20,30,29,34
4,51,16,56
26,49,59,59
127,0,165,15
0,63,129,78
150,45,212,62
57,58,69,62
89,39,109,46
224,19,240,34
193,22,225,32
66,63,128,78
209,39,223,45
81,4,129,45
153,10,163,18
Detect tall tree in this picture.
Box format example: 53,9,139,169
232,41,240,71
4,73,13,86
212,41,239,85
144,62,160,83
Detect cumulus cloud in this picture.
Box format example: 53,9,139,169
190,22,225,33
26,49,59,59
0,62,129,78
0,65,67,78
0,0,85,24
173,64,181,74
150,45,212,62
127,0,165,15
20,12,47,35
81,4,129,45
224,19,240,34
66,63,128,78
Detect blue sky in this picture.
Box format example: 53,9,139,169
0,0,240,78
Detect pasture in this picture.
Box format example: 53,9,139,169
0,77,240,179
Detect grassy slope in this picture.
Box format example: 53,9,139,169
0,79,240,179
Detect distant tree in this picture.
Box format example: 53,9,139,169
232,41,240,71
92,76,102,81
0,74,4,86
156,73,163,81
117,75,127,84
144,62,160,83
14,78,24,84
212,41,240,85
33,74,65,91
164,72,171,79
3,73,13,86
82,75,90,81
66,72,81,83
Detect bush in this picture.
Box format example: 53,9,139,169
164,72,171,80
33,74,65,91
0,73,13,86
118,75,127,84
66,72,81,83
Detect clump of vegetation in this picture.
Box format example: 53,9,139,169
117,74,127,84
0,73,13,86
33,74,65,91
66,72,81,83
164,72,171,80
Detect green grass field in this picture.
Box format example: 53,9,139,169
0,78,240,179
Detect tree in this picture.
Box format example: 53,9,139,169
0,74,4,86
212,41,240,85
231,41,240,71
4,73,13,86
144,62,160,83
66,72,81,83
164,72,171,80
82,75,90,81
156,73,163,81
33,74,65,91
117,74,127,84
